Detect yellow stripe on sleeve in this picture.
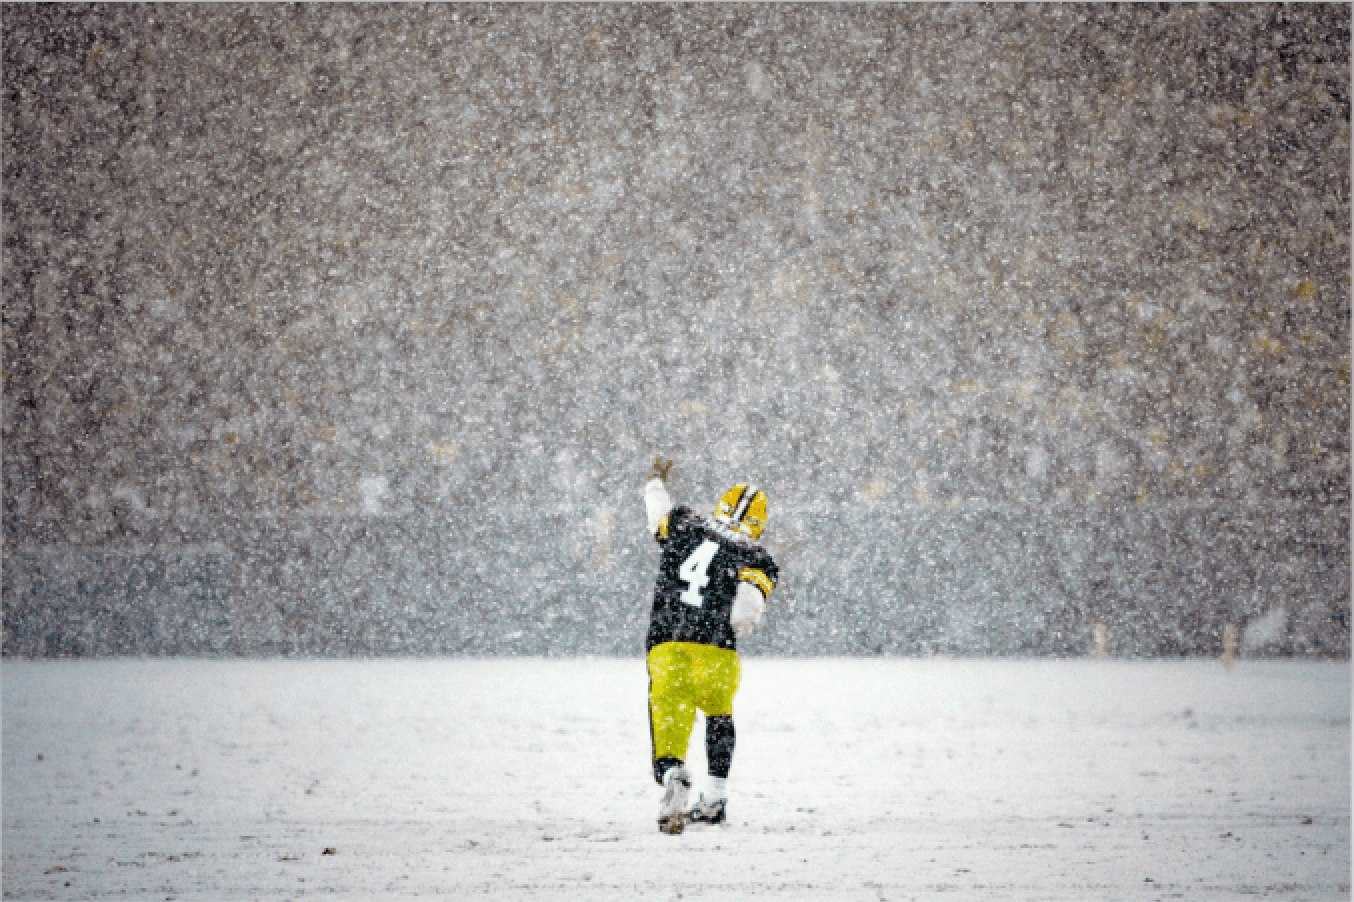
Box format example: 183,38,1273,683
739,567,775,598
657,514,670,540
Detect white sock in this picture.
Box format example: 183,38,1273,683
707,776,728,800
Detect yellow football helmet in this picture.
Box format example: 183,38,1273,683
714,484,768,540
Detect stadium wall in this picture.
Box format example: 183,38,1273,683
4,504,1345,658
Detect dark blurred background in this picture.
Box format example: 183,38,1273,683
4,4,1348,657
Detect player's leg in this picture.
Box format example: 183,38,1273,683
706,715,736,782
688,646,741,825
647,643,697,833
648,643,700,779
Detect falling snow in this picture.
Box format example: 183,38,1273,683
2,5,1349,656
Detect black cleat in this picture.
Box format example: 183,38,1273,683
688,793,727,825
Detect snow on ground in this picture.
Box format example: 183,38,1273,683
3,658,1348,900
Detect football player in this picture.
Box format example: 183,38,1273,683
643,456,779,834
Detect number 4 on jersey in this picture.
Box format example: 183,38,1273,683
678,540,720,607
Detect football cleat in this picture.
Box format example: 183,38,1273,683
657,765,692,835
713,484,768,540
688,792,727,826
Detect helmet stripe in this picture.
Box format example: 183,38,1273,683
724,484,747,519
733,484,758,523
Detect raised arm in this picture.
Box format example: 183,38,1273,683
645,456,675,538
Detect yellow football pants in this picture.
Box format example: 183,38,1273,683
647,641,741,768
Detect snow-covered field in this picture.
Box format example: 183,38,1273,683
3,658,1348,900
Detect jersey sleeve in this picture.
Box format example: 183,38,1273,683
655,504,694,545
737,549,778,599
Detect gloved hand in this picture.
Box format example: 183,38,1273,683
648,456,674,483
732,620,757,639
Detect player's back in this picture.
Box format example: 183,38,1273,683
647,506,777,653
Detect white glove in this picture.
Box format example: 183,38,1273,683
730,582,767,638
